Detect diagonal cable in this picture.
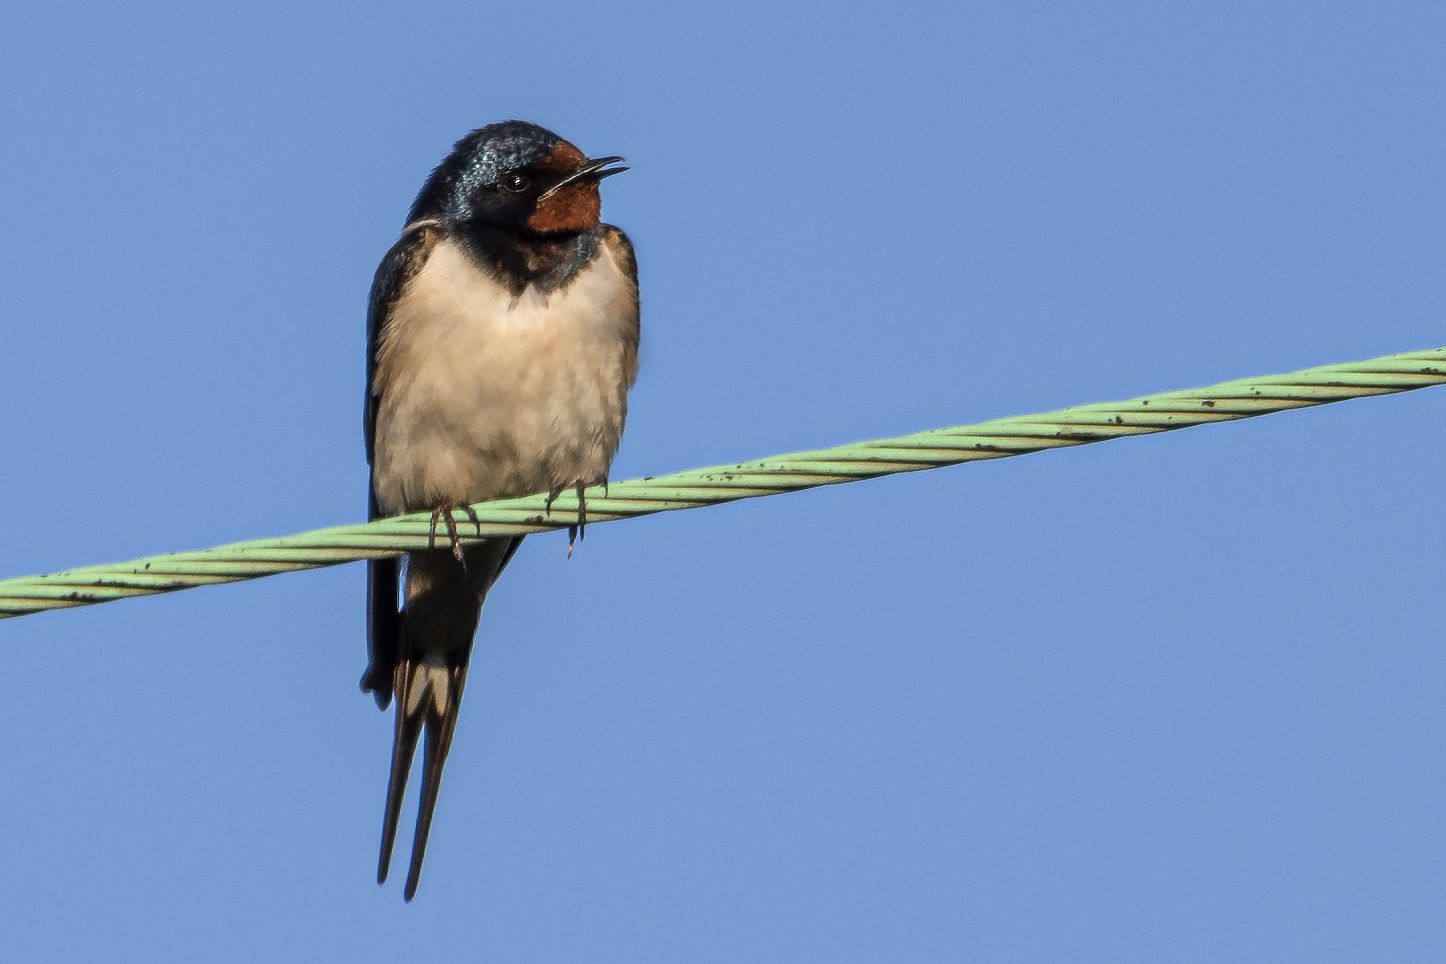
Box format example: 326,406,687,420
2,346,1442,619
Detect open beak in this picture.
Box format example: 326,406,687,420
537,155,628,200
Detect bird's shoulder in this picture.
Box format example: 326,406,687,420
368,220,446,343
596,224,637,284
365,220,444,466
594,224,640,386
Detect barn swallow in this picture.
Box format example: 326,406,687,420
359,120,639,900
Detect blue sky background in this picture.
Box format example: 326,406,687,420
2,1,1444,960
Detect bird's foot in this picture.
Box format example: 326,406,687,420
426,502,483,564
545,477,607,557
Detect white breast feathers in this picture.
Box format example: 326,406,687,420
371,235,638,516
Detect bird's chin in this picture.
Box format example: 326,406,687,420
526,183,602,234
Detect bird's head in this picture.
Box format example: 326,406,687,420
412,120,627,236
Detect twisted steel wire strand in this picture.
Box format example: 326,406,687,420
3,346,1442,619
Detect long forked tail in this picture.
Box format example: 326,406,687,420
378,654,469,900
373,536,522,900
376,653,423,886
404,664,468,900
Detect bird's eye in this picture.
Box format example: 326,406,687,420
501,173,530,193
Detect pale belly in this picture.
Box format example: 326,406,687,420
371,237,636,516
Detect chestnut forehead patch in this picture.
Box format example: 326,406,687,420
526,142,587,175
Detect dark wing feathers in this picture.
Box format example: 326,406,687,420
600,226,641,388
365,221,441,466
362,223,440,708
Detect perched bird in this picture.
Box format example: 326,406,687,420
360,120,639,900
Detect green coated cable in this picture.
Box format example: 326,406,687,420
3,345,1443,619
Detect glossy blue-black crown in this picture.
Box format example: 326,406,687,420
409,120,564,223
